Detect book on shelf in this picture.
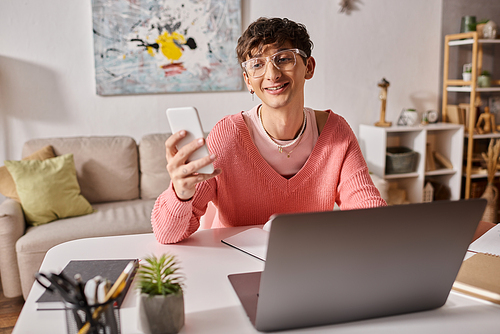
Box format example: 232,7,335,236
458,103,471,128
36,259,138,310
447,105,463,125
433,151,453,169
452,253,500,304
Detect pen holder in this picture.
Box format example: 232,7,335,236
64,298,121,334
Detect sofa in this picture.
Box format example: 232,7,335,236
0,133,174,299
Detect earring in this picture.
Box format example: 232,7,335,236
250,90,254,101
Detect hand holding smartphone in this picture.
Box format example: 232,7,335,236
166,107,215,174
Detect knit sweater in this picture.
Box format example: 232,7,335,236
152,110,386,244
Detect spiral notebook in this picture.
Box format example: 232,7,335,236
452,253,500,304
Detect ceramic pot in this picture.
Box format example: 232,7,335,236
477,75,491,88
476,23,486,39
483,21,498,39
399,109,419,126
462,72,471,82
138,293,185,334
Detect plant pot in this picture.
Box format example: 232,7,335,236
138,293,185,334
477,75,491,88
483,20,498,39
462,72,471,82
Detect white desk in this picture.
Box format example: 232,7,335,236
13,227,500,333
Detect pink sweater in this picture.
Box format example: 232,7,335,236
152,110,386,244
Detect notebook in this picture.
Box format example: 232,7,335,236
468,223,500,256
228,199,486,332
222,228,268,261
452,253,500,304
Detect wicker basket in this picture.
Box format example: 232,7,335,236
386,147,419,174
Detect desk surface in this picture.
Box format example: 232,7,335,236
13,226,500,334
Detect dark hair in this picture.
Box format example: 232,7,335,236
236,17,313,64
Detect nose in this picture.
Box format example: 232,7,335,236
264,59,281,80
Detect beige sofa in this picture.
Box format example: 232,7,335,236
0,133,172,299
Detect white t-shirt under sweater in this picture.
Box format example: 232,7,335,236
242,105,319,177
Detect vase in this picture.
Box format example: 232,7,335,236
138,293,185,334
460,16,476,33
480,184,498,224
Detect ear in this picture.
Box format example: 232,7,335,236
243,72,254,92
304,56,316,80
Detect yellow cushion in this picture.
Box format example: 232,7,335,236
0,145,55,202
4,154,94,226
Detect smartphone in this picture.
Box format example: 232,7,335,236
166,107,214,174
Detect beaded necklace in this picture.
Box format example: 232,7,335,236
258,106,307,158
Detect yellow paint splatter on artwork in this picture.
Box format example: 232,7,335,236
147,46,155,57
156,32,186,62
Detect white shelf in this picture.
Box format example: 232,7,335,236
469,172,495,179
359,123,463,203
447,86,500,92
464,132,500,139
425,168,457,176
448,38,500,46
384,172,419,180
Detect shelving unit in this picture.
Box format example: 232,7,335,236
359,123,464,204
442,32,500,199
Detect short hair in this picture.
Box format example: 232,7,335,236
236,17,314,64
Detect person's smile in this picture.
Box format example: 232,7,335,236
263,82,289,94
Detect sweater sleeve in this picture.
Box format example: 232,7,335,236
336,127,387,210
151,179,216,244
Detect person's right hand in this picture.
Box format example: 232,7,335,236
165,130,221,200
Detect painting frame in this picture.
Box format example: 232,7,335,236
91,0,243,96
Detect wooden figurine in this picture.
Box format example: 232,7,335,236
375,78,392,127
476,106,497,134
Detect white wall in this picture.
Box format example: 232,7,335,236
0,0,443,187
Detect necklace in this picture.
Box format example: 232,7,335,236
258,106,307,157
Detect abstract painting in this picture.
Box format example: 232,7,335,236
91,0,242,95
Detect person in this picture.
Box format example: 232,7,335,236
152,17,386,244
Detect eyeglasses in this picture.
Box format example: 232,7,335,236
241,48,307,78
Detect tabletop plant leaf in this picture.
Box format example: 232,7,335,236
137,254,184,297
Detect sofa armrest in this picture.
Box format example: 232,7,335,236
0,199,26,298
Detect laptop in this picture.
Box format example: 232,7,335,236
228,199,486,332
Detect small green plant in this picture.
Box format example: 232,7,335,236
478,19,490,25
137,254,184,296
481,70,491,76
465,67,472,73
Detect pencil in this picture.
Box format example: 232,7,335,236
78,261,137,334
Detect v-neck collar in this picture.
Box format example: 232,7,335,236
232,110,334,194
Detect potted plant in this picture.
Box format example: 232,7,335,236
478,70,492,88
462,63,472,82
476,19,489,39
137,254,185,334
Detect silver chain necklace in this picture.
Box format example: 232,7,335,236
258,106,307,155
